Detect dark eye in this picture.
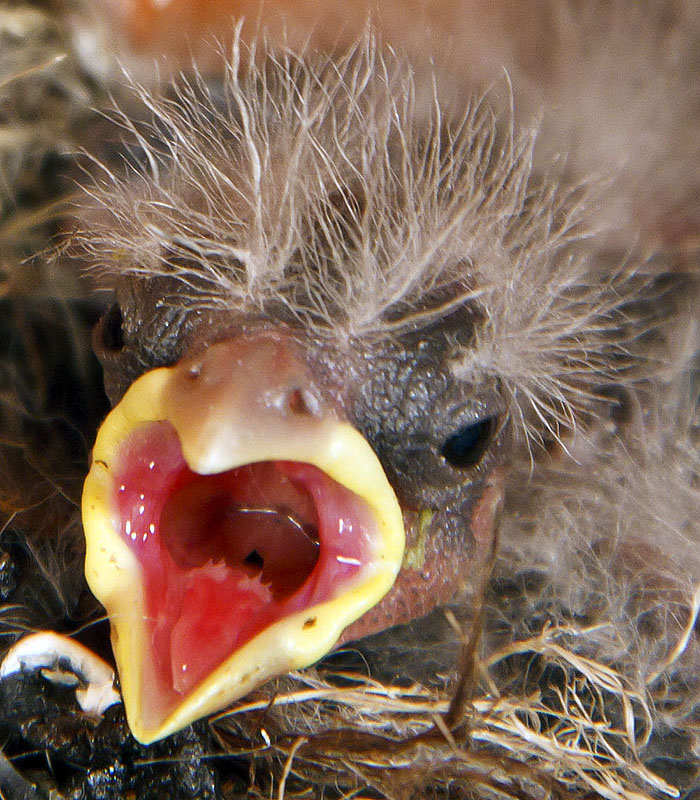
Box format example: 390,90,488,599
100,302,125,352
441,417,496,469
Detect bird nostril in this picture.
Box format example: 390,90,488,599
288,388,316,416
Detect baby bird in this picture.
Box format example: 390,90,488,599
0,2,699,798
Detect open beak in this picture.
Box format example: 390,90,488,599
82,336,404,744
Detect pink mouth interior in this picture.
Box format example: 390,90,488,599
113,421,375,721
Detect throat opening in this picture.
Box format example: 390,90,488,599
159,470,321,601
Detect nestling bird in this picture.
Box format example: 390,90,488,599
0,2,699,798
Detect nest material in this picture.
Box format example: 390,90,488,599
210,622,686,800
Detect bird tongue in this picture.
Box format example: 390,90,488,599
113,421,372,717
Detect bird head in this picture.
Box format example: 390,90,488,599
78,37,614,744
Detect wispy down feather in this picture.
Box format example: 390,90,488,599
74,32,652,449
